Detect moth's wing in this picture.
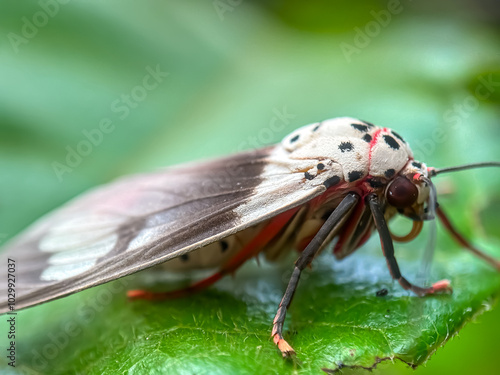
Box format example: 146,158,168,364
0,146,328,313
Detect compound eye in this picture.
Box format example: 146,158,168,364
386,177,419,208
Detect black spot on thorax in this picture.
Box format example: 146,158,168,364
304,171,315,180
351,123,369,132
324,175,341,188
391,130,405,143
361,120,375,128
385,169,396,178
383,135,400,150
290,134,299,143
362,134,372,143
348,171,363,182
339,141,354,152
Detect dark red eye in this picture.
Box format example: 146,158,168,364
386,177,419,208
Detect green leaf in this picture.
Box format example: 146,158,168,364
1,1,500,374
2,242,500,374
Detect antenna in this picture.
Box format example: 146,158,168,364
430,160,500,271
431,162,500,176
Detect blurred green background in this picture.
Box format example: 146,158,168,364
1,0,500,374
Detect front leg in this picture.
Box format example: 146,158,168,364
367,194,452,296
272,193,359,357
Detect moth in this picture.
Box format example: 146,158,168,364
1,117,499,356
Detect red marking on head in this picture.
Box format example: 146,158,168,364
413,173,421,181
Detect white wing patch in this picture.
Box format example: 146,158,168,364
39,214,125,252
38,214,124,281
41,260,97,281
126,226,161,252
233,143,343,223
45,235,119,265
39,229,117,253
233,163,321,223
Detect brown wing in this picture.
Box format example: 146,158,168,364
0,146,328,312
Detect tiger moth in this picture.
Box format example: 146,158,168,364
0,116,499,357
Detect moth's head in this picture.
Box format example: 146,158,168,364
385,160,436,222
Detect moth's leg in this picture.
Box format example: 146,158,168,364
367,194,452,296
272,193,359,357
128,207,300,300
437,206,500,271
